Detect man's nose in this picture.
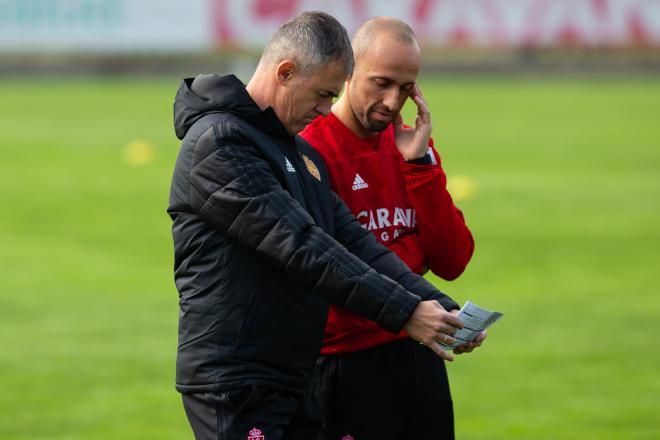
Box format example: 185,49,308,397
383,88,400,112
316,99,333,117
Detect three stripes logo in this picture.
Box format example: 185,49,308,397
351,173,369,191
285,157,296,173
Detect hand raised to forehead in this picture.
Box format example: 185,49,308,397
394,84,433,161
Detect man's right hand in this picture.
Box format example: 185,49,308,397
403,300,464,361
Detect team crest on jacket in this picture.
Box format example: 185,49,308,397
302,154,321,181
247,427,265,440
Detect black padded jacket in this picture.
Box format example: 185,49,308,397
168,74,459,394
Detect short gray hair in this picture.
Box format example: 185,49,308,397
261,11,354,77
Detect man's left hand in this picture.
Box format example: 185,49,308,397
394,84,433,161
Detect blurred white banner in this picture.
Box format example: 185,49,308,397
0,0,210,52
1,0,659,52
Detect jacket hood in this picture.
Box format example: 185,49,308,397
173,74,289,140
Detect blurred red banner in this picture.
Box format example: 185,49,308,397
211,0,660,48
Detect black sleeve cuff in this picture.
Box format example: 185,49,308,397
436,296,460,312
406,154,434,165
376,286,421,334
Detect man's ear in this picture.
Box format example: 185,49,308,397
276,60,296,85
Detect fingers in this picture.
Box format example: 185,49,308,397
393,112,404,133
475,330,488,343
454,341,477,354
443,312,464,330
431,331,454,346
426,341,455,362
437,322,459,337
404,301,464,354
411,84,431,125
410,83,423,102
453,345,469,354
434,304,463,339
412,82,425,99
452,331,487,355
433,302,464,329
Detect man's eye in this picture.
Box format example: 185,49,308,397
402,84,414,92
374,79,388,87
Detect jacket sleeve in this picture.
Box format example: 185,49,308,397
401,142,475,280
330,191,460,312
187,119,421,334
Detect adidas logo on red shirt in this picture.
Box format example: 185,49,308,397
351,174,369,190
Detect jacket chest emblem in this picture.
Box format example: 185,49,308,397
302,154,321,181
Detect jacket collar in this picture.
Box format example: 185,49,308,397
174,74,292,140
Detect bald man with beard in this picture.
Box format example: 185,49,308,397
301,17,485,440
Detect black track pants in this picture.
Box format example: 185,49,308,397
182,386,322,440
315,338,454,440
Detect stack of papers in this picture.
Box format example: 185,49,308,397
441,301,503,349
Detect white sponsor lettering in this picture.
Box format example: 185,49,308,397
393,207,407,227
376,208,391,228
357,210,368,226
368,213,377,230
380,228,402,242
357,207,416,231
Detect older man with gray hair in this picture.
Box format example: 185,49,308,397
168,11,464,440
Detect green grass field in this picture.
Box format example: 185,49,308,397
1,75,658,439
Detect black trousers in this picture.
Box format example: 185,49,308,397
182,386,322,440
315,338,454,440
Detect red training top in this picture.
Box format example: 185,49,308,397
300,112,474,354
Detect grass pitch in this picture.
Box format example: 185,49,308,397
0,75,658,439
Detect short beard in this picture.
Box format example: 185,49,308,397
365,119,389,133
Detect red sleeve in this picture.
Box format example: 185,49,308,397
401,141,474,280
